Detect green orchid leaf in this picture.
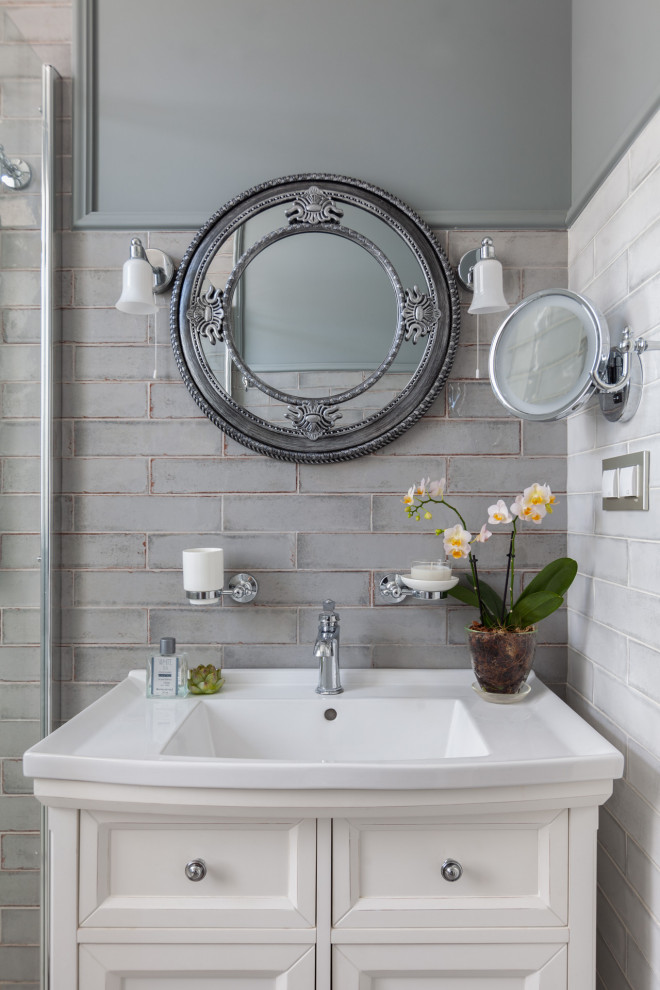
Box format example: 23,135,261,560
516,557,578,604
447,583,480,608
447,578,502,625
474,579,504,622
508,591,563,629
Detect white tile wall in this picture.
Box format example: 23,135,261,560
568,106,660,990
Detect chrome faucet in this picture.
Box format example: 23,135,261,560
314,600,343,695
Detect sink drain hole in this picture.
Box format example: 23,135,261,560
324,708,337,721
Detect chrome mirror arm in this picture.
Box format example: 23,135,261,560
592,327,660,395
591,327,634,394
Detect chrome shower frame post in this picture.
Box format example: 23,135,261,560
40,63,60,990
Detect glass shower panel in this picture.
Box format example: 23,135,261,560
1,13,62,989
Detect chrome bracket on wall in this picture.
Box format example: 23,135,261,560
379,573,451,603
0,144,32,189
596,328,658,422
185,572,259,605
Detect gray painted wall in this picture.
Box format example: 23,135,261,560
75,0,572,229
570,0,660,222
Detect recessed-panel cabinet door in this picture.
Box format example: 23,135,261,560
79,943,315,989
333,943,567,989
79,813,316,929
333,813,568,928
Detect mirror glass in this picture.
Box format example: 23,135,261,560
489,289,610,421
171,175,459,461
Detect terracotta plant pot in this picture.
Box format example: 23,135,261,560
467,625,537,694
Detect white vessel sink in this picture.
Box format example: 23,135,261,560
23,668,623,791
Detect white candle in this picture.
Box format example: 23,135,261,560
182,548,224,592
410,561,452,581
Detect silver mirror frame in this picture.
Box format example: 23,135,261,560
170,174,460,463
488,288,612,422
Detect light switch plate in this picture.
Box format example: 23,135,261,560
618,465,638,498
602,451,649,511
601,468,618,498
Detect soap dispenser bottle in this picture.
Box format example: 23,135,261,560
147,637,188,698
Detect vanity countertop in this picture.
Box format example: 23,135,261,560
24,668,623,794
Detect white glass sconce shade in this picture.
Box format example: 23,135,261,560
116,237,175,315
116,255,157,314
468,256,508,314
457,237,508,315
182,548,224,602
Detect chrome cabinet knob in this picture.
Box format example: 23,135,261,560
184,859,207,882
441,858,463,882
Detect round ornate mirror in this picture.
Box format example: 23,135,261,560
489,288,612,421
170,174,460,462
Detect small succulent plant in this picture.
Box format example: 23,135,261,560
187,664,224,695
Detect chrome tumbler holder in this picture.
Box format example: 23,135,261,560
185,572,258,605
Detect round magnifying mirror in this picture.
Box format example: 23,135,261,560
489,289,611,421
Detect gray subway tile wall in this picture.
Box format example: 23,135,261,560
0,1,572,982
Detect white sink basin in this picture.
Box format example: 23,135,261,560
162,696,489,763
23,668,624,791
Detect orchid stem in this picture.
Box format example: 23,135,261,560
471,554,486,626
412,494,484,623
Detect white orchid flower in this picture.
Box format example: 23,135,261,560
518,501,547,524
403,486,417,506
523,483,556,510
487,499,513,525
443,523,471,559
413,477,429,497
474,524,492,543
428,478,446,497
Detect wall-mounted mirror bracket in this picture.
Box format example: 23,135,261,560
596,327,650,423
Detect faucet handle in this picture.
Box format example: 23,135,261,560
318,600,339,632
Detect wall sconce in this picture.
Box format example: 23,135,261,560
182,548,258,605
457,237,508,315
115,237,175,315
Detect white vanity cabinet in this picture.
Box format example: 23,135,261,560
25,670,622,990
43,791,601,990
